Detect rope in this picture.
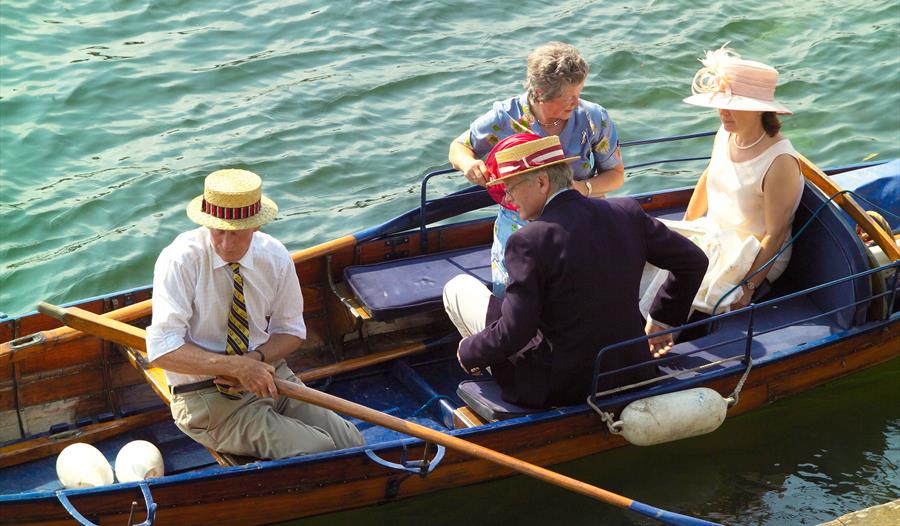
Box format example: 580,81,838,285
725,358,753,407
585,396,623,434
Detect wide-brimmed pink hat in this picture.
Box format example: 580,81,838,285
683,45,792,115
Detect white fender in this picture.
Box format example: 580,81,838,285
56,443,114,489
619,387,728,446
115,440,165,482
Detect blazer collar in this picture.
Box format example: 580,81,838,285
540,188,582,217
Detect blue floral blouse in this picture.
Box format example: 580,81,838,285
455,92,622,296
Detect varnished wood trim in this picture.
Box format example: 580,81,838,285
798,153,899,261
0,407,170,469
290,235,357,264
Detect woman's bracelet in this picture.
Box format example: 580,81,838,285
584,179,593,196
250,348,266,362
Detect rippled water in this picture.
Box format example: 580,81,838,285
1,0,898,523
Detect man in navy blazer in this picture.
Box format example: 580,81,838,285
443,135,708,408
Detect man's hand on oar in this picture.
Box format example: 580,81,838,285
213,355,277,398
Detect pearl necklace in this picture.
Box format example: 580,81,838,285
732,131,766,150
529,98,562,128
535,116,562,128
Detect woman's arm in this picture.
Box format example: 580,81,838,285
731,155,803,308
449,139,488,187
683,168,710,220
577,162,624,197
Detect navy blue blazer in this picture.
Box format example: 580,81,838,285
457,190,708,407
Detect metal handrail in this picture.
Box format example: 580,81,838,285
589,260,899,403
412,131,722,253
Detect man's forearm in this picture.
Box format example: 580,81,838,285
151,342,245,378
254,333,303,363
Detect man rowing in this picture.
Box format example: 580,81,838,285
146,169,363,459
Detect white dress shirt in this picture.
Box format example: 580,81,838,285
146,227,306,387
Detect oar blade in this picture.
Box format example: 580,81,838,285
629,500,722,526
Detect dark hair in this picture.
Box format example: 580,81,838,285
762,112,782,136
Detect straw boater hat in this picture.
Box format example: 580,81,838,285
186,169,278,230
485,135,579,187
683,45,792,115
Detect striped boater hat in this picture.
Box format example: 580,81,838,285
186,169,278,230
485,135,579,187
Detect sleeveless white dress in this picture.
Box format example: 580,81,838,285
640,126,802,315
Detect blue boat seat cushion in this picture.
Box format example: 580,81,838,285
776,183,871,328
344,244,492,321
456,379,539,421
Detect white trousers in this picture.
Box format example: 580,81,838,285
442,274,493,338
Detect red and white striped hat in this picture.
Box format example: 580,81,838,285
186,169,278,230
485,135,578,187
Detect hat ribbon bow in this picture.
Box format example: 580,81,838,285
497,145,565,176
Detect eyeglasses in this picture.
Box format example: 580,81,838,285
503,178,529,200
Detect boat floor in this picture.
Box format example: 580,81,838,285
0,352,469,496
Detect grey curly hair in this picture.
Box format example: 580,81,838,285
524,42,589,102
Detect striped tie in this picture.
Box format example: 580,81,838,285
218,262,249,398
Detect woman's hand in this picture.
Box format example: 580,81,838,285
729,283,753,311
462,158,489,187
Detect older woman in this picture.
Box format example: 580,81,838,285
643,45,803,329
449,41,624,296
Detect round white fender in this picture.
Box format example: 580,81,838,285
618,387,728,446
115,440,165,482
56,443,114,489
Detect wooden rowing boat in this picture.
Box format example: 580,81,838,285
0,133,897,525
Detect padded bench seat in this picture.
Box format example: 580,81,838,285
457,379,538,421
344,244,492,321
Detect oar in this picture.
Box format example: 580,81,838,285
38,302,719,526
797,153,899,261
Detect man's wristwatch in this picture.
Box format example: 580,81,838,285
745,281,756,291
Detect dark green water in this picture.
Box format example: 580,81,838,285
1,0,898,523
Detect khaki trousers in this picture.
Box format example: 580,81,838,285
443,274,493,338
171,360,364,460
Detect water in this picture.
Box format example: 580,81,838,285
1,0,898,522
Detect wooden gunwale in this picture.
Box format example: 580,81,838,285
2,316,896,525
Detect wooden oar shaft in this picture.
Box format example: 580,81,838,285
798,154,900,261
273,378,631,508
0,300,152,366
37,302,148,350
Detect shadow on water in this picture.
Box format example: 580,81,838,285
286,359,899,526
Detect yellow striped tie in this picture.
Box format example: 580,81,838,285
218,262,249,398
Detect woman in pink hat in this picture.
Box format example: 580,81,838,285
642,46,803,316
448,42,624,297
683,45,803,311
